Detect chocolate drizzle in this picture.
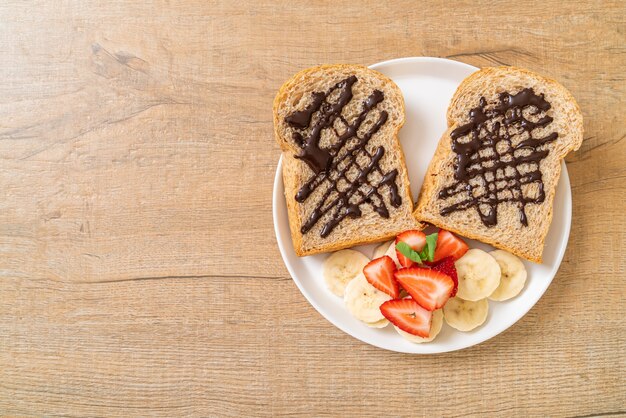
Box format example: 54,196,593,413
284,75,400,238
439,88,558,227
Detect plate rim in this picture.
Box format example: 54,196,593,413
272,56,572,353
369,55,480,72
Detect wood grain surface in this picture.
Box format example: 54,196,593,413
0,1,624,417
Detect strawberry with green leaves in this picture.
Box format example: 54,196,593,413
395,231,438,266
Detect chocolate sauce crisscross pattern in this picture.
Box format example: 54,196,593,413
284,75,401,238
439,88,559,227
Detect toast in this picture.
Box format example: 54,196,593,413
413,66,583,263
274,65,421,256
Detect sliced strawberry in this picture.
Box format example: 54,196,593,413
380,298,432,337
395,230,426,268
363,256,399,298
394,267,454,311
431,256,459,297
433,230,469,262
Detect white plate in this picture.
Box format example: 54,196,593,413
272,57,571,353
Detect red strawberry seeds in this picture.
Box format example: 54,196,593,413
431,256,459,297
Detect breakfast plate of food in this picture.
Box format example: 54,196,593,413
272,57,583,353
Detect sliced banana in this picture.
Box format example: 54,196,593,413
323,249,370,297
373,240,393,259
455,249,501,301
344,273,392,323
365,318,389,328
395,309,443,343
443,297,489,331
488,250,527,301
383,240,401,268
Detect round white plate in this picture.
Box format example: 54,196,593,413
272,57,571,353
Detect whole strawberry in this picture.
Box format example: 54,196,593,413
431,256,459,297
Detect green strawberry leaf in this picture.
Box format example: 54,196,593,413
418,247,428,260
424,232,438,262
395,241,422,264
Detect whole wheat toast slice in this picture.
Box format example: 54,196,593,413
414,66,583,263
274,65,421,256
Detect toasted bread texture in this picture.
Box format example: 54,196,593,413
414,66,583,263
274,65,421,256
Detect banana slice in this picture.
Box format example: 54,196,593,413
323,249,370,297
344,274,392,323
395,309,443,343
373,240,393,259
365,318,389,328
488,250,527,301
383,240,401,268
455,249,501,301
443,297,489,331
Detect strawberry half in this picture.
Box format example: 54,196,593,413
433,230,469,262
380,298,432,337
431,256,459,297
394,267,454,311
395,230,426,268
363,256,399,298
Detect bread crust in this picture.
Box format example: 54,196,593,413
414,66,583,263
274,64,421,256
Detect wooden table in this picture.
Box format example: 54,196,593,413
1,1,624,416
